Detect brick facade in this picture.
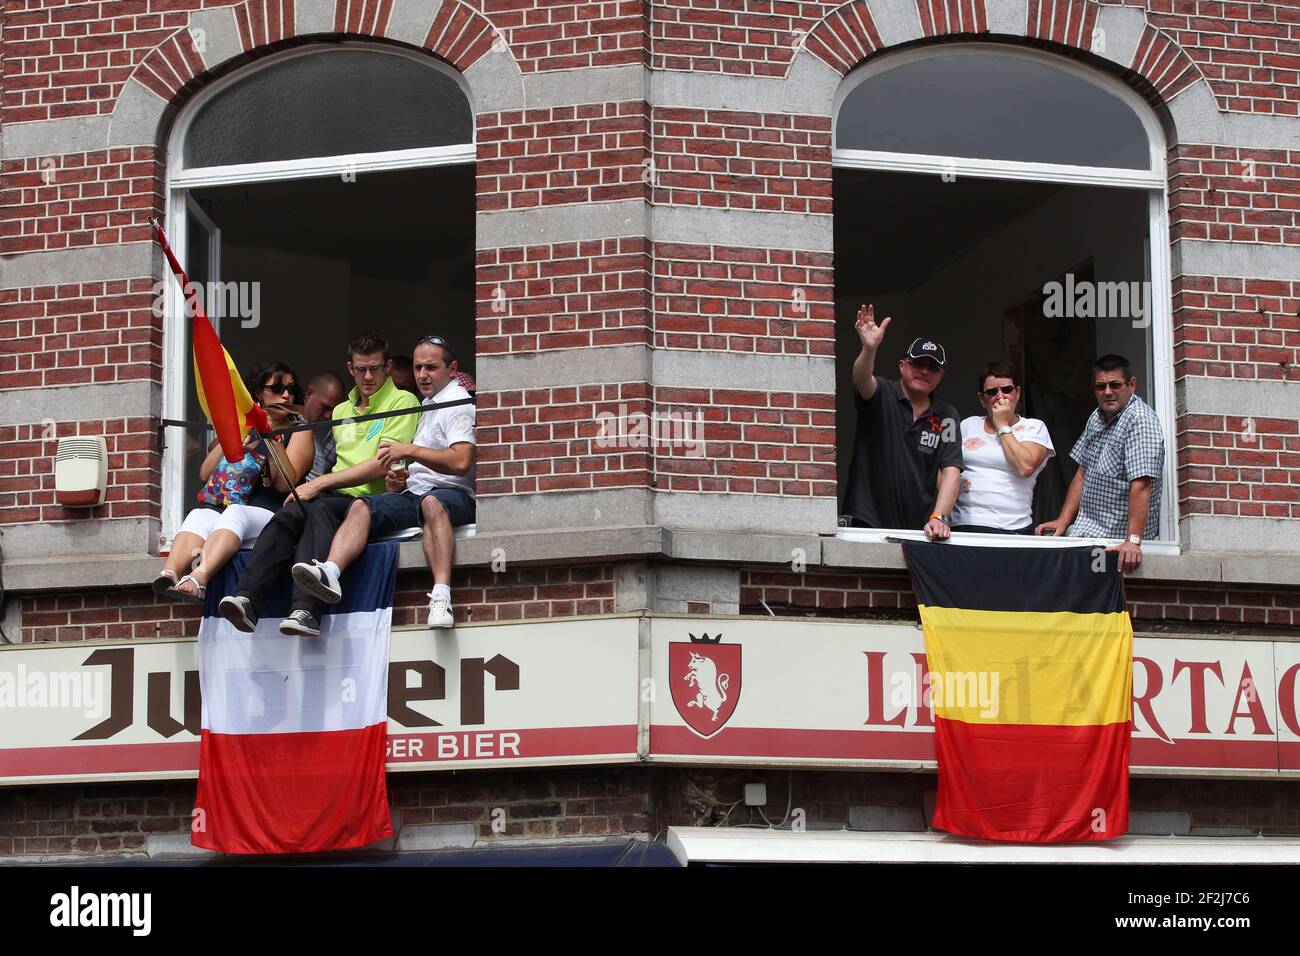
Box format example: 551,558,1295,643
2,0,1297,534
3,0,1300,859
3,768,1297,857
740,567,1300,629
17,563,618,643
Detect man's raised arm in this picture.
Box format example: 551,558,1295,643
852,303,891,402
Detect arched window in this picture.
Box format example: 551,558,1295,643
832,44,1176,548
161,45,476,539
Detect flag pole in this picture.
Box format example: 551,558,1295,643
262,432,307,512
150,216,306,511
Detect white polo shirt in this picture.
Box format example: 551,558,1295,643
406,381,476,499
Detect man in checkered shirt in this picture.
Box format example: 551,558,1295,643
1036,354,1164,572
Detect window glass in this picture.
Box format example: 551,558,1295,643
184,50,473,167
836,53,1150,170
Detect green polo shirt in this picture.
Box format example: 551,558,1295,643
330,377,421,497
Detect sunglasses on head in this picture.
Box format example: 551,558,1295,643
417,335,450,348
982,385,1017,397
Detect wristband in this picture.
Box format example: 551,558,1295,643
929,514,950,526
995,425,1014,438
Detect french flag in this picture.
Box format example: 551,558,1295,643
192,541,398,855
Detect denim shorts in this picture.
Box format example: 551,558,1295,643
361,487,476,536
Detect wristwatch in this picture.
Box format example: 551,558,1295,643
995,425,1014,437
1127,534,1141,545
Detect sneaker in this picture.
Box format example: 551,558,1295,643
291,559,343,605
279,609,321,637
426,593,454,629
218,595,258,633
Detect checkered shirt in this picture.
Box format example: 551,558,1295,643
1068,394,1164,540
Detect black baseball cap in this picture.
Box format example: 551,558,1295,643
905,337,947,367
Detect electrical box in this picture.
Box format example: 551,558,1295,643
54,437,107,507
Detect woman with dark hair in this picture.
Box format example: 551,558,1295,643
951,360,1055,534
151,361,315,603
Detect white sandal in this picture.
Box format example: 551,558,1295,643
168,574,207,606
151,569,178,596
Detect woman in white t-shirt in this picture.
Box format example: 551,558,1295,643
952,360,1055,533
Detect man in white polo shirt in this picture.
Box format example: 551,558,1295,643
291,335,476,628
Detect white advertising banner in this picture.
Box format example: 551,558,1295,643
1,614,1298,784
0,617,641,785
646,618,1300,775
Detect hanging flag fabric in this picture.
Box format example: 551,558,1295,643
192,542,397,855
902,543,1132,843
151,217,267,460
191,315,268,462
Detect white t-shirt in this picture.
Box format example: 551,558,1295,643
951,416,1054,530
405,381,476,499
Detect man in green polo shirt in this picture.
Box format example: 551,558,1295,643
219,332,420,636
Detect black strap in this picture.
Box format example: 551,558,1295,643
157,396,474,439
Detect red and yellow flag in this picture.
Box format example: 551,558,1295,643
903,543,1132,842
191,315,267,461
152,218,268,459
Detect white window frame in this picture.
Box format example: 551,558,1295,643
160,43,476,540
832,43,1179,554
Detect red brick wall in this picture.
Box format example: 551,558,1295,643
478,0,647,72
651,0,838,76
0,277,159,389
475,384,652,496
16,563,618,642
741,567,916,615
652,243,833,354
476,102,649,211
1,1,191,123
474,238,651,355
0,147,159,254
19,586,200,644
1147,0,1300,115
651,108,832,213
0,417,160,527
1178,412,1300,519
3,768,1297,856
395,563,616,624
3,3,1300,548
1173,277,1300,382
655,387,835,496
1169,146,1300,247
740,568,1300,628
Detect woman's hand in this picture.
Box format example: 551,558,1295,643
988,395,1016,428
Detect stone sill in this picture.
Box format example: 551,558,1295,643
5,525,1300,592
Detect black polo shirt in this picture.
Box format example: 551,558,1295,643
841,377,964,529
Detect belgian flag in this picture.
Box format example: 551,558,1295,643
903,543,1132,843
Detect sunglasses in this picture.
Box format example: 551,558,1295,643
417,335,450,348
262,380,296,395
907,359,942,373
1094,380,1130,393
982,385,1018,397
